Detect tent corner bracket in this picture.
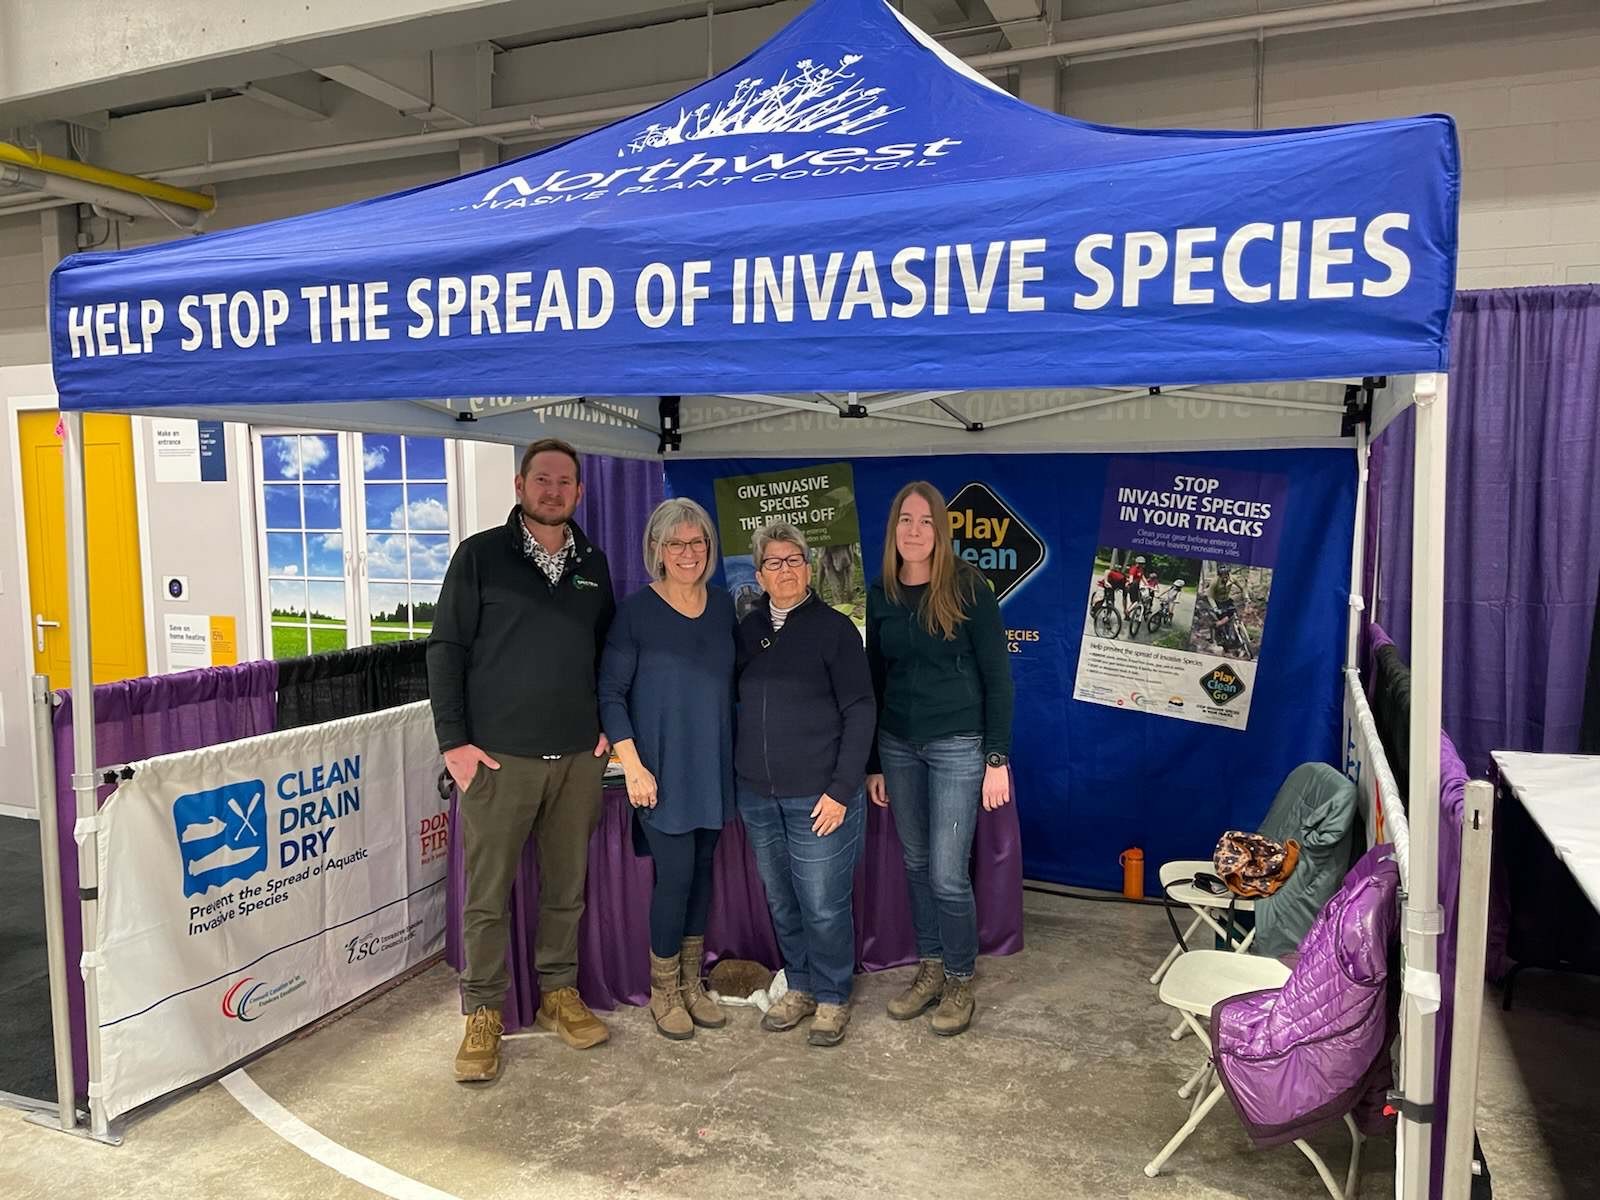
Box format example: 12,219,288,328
658,395,682,453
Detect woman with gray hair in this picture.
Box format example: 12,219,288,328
598,497,736,1040
734,520,875,1046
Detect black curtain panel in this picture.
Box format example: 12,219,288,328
275,639,431,729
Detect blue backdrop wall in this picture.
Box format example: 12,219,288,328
664,448,1355,890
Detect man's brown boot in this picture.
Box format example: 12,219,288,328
807,1002,850,1047
930,975,975,1036
760,989,817,1032
679,936,727,1029
649,952,694,1040
886,959,945,1020
454,1005,503,1082
535,986,610,1050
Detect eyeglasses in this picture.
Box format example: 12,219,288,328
663,538,707,556
760,554,807,572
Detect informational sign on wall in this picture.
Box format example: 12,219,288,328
151,419,200,483
152,418,226,482
92,702,447,1120
165,614,239,670
1072,458,1288,730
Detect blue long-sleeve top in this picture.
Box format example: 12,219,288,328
597,585,736,834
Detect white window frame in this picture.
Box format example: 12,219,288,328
251,428,459,657
351,431,460,646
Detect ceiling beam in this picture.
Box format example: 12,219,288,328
240,76,330,122
972,0,1050,47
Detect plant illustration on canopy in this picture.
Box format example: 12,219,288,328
619,55,901,155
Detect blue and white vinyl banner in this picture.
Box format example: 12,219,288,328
52,0,1457,412
667,446,1355,890
93,702,447,1120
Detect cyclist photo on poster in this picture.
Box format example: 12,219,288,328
1192,560,1272,662
1086,546,1201,646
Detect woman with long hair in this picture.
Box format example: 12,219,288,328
865,481,1015,1036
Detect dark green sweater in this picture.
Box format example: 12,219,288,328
865,566,1014,770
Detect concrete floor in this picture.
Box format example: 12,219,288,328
1,890,1594,1199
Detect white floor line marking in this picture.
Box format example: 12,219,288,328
221,1069,462,1200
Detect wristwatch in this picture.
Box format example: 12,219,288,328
985,752,1009,768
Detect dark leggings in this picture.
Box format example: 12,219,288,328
640,823,721,957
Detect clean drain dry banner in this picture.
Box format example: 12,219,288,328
92,701,447,1119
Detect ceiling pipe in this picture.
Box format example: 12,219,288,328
148,101,650,185
0,140,214,212
964,0,1541,69
1,162,203,227
17,0,1547,197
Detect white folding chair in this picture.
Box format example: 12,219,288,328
1144,950,1366,1200
1151,860,1258,986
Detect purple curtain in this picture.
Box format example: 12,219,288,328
1370,285,1600,779
576,454,666,599
446,786,1025,1027
50,662,279,1096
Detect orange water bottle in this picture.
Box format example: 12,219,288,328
1120,847,1145,900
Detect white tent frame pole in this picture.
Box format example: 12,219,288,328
719,393,847,416
62,412,111,1141
28,674,78,1130
861,390,964,414
1443,778,1494,1198
1399,370,1447,1200
1346,419,1370,672
975,388,1153,428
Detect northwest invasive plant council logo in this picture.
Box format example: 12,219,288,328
462,56,964,212
621,56,900,154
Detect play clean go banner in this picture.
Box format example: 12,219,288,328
92,701,448,1120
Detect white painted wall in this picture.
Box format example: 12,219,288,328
1057,0,1600,289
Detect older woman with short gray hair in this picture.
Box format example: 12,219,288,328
598,496,736,1040
734,520,875,1047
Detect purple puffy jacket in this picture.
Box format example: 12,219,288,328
1210,844,1400,1148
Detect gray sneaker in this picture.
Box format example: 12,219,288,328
930,975,975,1036
761,989,817,1032
807,1003,850,1047
886,959,945,1020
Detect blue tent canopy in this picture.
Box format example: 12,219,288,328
50,0,1458,457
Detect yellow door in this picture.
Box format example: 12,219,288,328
19,411,147,687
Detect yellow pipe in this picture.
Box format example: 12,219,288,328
0,142,215,213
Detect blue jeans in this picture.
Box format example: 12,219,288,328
738,786,866,1005
878,731,983,979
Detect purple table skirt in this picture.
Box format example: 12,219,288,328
446,785,1025,1030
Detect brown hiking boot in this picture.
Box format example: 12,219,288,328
930,975,975,1036
648,952,694,1041
760,989,817,1032
535,986,610,1050
454,1005,503,1082
886,959,945,1020
679,936,727,1029
807,1002,850,1047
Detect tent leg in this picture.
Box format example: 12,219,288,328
1399,371,1447,1200
28,676,78,1130
1443,780,1495,1197
61,412,109,1141
1345,420,1370,674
